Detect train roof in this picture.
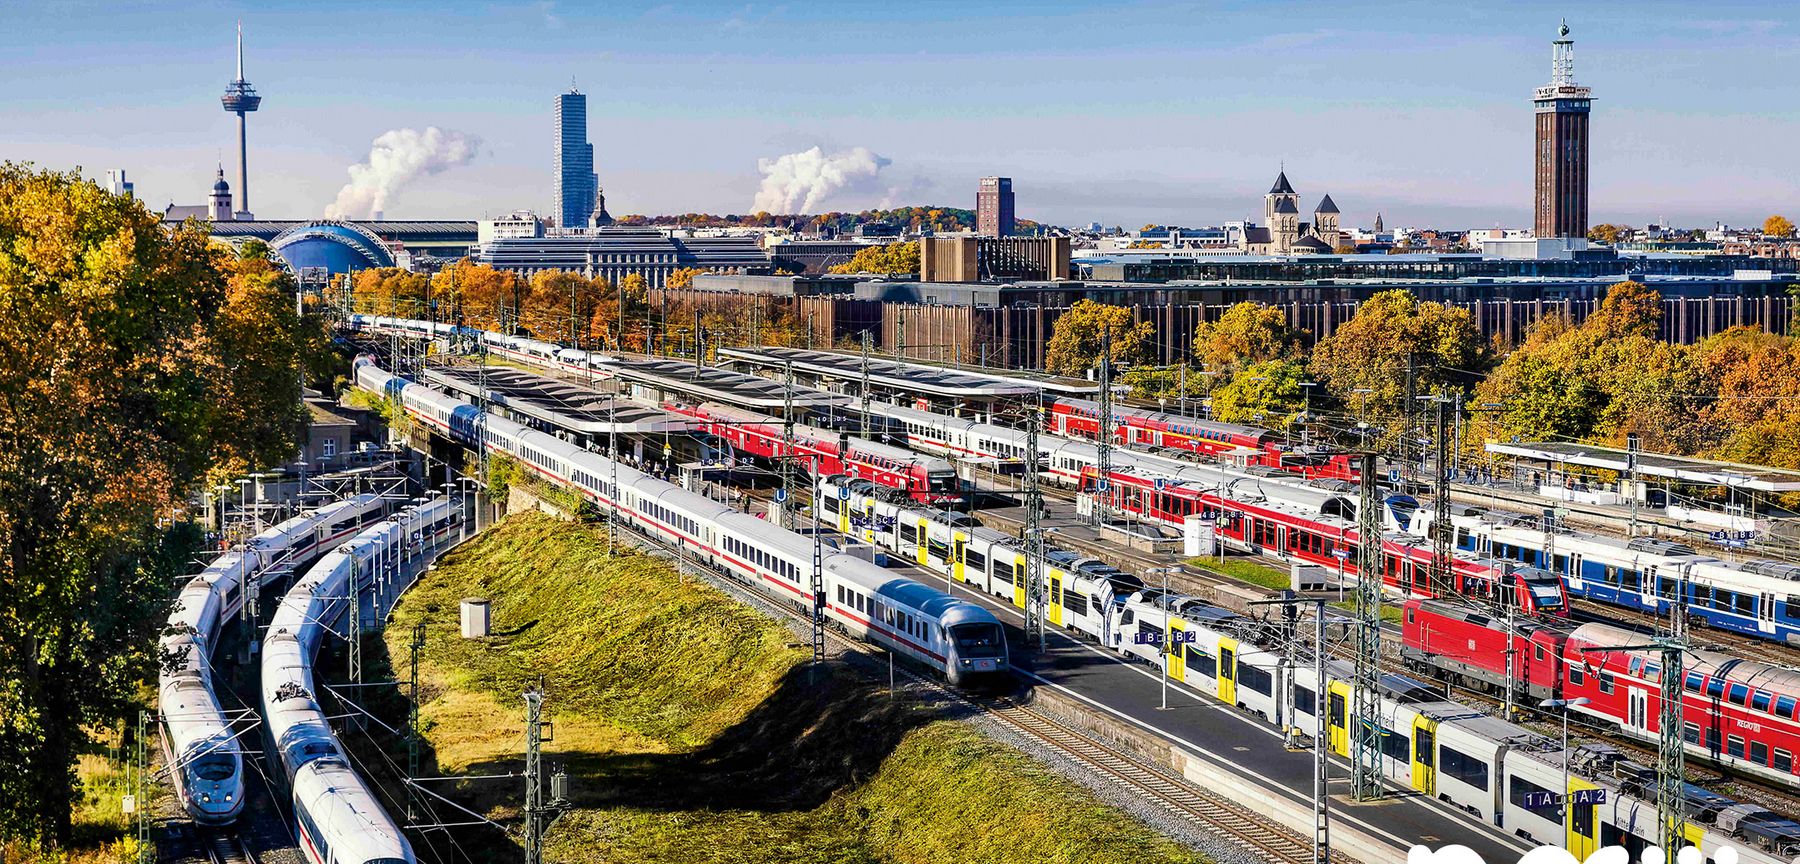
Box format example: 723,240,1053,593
1569,621,1800,693
876,576,982,619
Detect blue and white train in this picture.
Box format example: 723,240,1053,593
262,496,463,864
354,356,1011,686
159,494,385,825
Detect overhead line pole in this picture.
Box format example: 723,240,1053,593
1025,389,1046,650
1351,451,1383,802
1092,328,1113,528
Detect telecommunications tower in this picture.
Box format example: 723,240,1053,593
219,22,262,218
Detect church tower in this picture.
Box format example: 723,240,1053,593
1313,194,1341,250
207,165,234,222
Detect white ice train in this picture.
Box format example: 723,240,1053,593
159,494,386,825
262,496,464,864
354,357,1011,686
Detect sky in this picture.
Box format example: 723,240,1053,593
2,0,1795,229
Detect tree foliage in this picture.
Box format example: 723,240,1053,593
1043,300,1156,377
1190,302,1304,380
1209,360,1311,428
1586,223,1629,245
828,241,920,276
350,266,431,315
1764,215,1795,239
666,267,707,290
0,163,310,844
1309,290,1487,429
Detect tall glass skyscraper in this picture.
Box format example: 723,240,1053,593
555,89,597,228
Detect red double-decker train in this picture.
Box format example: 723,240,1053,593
669,402,964,505
1402,598,1800,789
1047,397,1359,481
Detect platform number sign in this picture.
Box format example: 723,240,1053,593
1571,789,1606,805
1522,791,1558,809
1523,789,1606,808
1133,630,1196,647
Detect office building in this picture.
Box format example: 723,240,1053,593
475,227,771,287
977,176,1014,237
1534,21,1592,239
105,170,133,198
554,88,598,229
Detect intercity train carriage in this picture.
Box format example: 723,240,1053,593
354,357,1009,687
1402,598,1800,791
159,493,385,826
669,402,965,506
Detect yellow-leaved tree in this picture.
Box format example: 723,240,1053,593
1042,299,1155,377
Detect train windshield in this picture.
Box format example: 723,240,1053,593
950,623,1006,658
927,472,957,492
192,754,235,781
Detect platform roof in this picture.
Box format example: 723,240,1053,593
425,366,687,436
608,356,846,411
1486,441,1800,493
718,346,1097,399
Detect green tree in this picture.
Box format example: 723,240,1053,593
1309,290,1487,431
1764,215,1795,239
1209,360,1310,428
828,241,920,276
0,164,306,845
1190,302,1304,379
1042,299,1155,377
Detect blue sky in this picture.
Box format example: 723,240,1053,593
3,0,1795,228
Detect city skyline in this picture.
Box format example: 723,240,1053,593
4,0,1795,228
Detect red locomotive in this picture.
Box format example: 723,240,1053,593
1402,598,1800,789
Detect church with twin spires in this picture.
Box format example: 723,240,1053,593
1242,170,1342,254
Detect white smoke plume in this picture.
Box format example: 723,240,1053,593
324,127,480,219
751,146,890,214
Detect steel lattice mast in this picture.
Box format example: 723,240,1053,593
1352,452,1384,801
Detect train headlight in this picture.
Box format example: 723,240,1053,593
201,793,211,803
225,794,233,802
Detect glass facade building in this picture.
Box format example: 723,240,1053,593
555,89,597,229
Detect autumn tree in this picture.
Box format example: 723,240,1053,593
1191,302,1304,378
350,266,430,315
1586,223,1628,245
828,241,920,276
1765,215,1795,239
1309,290,1487,433
666,267,707,290
1209,359,1312,429
0,164,310,845
520,270,605,344
446,260,528,332
1043,300,1156,377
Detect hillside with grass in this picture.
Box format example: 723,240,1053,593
386,512,1209,864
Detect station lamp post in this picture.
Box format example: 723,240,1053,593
1146,566,1182,711
1539,696,1591,849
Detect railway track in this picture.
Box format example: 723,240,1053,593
195,829,255,864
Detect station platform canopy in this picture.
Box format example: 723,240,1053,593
425,366,688,436
718,346,1099,400
609,356,847,412
1486,441,1800,493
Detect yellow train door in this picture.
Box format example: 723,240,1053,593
915,517,930,565
1217,639,1238,705
1012,557,1026,608
1167,619,1187,682
1565,778,1600,861
861,501,877,544
1327,681,1351,757
1048,571,1065,627
1411,715,1437,796
952,534,967,583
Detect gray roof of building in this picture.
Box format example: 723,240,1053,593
718,346,1052,398
1314,194,1339,214
1242,226,1273,243
1486,442,1800,492
1272,198,1300,214
1269,171,1295,195
1293,236,1335,252
163,205,212,221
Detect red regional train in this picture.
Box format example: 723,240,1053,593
669,402,964,505
1401,597,1800,789
1049,397,1360,481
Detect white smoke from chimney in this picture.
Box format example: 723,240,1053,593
325,126,480,220
751,146,890,215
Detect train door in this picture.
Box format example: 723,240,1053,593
1760,592,1778,635
914,517,929,566
1217,640,1238,705
1628,688,1649,733
1327,681,1351,757
1166,618,1187,683
1565,777,1601,860
1411,716,1437,796
1012,557,1027,609
952,533,967,583
1047,571,1065,628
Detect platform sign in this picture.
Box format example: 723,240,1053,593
1155,478,1168,491
838,485,851,501
1097,480,1110,492
1388,468,1401,483
774,488,787,503
1522,790,1560,808
1331,548,1351,559
1132,630,1196,646
1571,789,1606,805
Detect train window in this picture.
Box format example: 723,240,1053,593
1706,678,1725,699
1570,666,1584,686
1752,741,1769,765
1440,745,1489,791
1685,672,1703,692
1293,686,1316,716
1683,723,1700,744
900,523,917,544
1535,645,1546,661
1736,593,1756,615
1238,663,1273,697
1778,696,1798,719
1510,776,1563,823
1185,646,1216,679
1728,735,1746,758
965,547,987,572
1380,729,1409,762
1729,684,1750,705
1777,749,1794,773
1063,590,1089,617
1754,691,1773,713
1598,673,1614,695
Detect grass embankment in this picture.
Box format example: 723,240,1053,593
391,513,1208,864
1,726,152,864
1187,555,1292,591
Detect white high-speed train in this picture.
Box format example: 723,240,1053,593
159,494,385,825
355,355,1011,686
262,496,463,864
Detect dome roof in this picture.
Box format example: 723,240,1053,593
270,221,396,274
212,177,231,194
